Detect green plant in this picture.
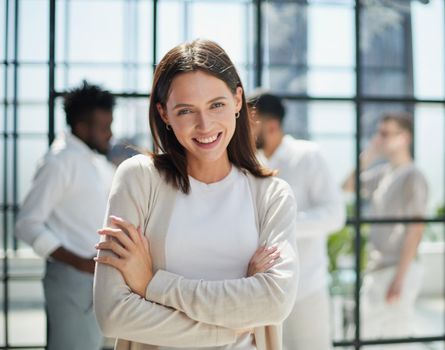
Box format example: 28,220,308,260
327,203,369,273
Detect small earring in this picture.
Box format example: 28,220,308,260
166,123,172,131
235,112,240,119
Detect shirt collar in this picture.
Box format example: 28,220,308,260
268,134,292,164
61,131,97,158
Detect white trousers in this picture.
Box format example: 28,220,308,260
361,262,423,347
282,288,332,350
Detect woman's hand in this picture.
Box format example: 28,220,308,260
94,215,153,298
247,244,280,277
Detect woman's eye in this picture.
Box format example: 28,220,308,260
178,109,192,116
211,102,225,109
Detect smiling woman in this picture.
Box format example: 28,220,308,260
93,39,299,350
149,39,273,193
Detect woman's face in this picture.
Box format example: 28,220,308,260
158,70,243,166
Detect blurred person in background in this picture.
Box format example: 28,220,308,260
343,112,428,341
248,91,345,350
108,137,140,167
15,81,116,350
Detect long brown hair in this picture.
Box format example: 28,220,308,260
149,39,273,194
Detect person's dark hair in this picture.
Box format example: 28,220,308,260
149,39,273,194
381,112,413,137
247,90,285,124
63,80,115,129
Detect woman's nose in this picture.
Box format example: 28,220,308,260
195,112,212,131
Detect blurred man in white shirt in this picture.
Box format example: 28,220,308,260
15,81,116,350
248,92,345,350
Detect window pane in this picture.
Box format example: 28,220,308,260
360,0,444,98
329,225,356,342
19,0,48,62
112,97,151,150
0,0,5,60
57,64,153,93
412,0,444,99
58,0,153,63
134,0,154,64
18,104,48,133
189,1,253,64
157,1,183,61
59,0,125,63
8,281,46,346
157,0,254,70
282,100,355,187
263,1,355,97
415,104,444,218
56,65,126,92
18,137,48,205
307,4,354,67
0,66,4,102
18,65,48,102
262,1,307,93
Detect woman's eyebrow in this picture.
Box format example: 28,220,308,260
172,96,227,110
173,103,193,110
207,96,227,103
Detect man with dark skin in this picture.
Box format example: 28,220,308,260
16,81,115,350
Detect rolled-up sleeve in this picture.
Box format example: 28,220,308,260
15,157,65,258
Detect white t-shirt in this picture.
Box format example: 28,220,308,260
162,166,259,350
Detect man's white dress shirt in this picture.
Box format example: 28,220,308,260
260,135,345,299
15,132,115,258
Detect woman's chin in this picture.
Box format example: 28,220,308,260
186,148,229,165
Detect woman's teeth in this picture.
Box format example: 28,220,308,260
195,134,219,144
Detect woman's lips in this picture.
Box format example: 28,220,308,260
193,132,223,149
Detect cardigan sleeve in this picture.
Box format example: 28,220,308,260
146,178,299,329
93,156,237,346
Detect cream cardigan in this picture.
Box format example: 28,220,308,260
93,154,299,350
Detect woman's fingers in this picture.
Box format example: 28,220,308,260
254,253,280,273
261,258,279,272
257,250,280,266
95,240,129,258
94,255,122,271
247,245,280,275
110,216,140,244
250,245,278,264
97,227,134,250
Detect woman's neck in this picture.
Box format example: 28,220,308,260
187,153,232,184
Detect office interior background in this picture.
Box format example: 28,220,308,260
0,0,444,349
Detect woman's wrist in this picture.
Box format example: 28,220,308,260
134,274,153,298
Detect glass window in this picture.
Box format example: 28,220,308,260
18,137,48,205
19,0,48,62
8,281,46,346
361,0,444,99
